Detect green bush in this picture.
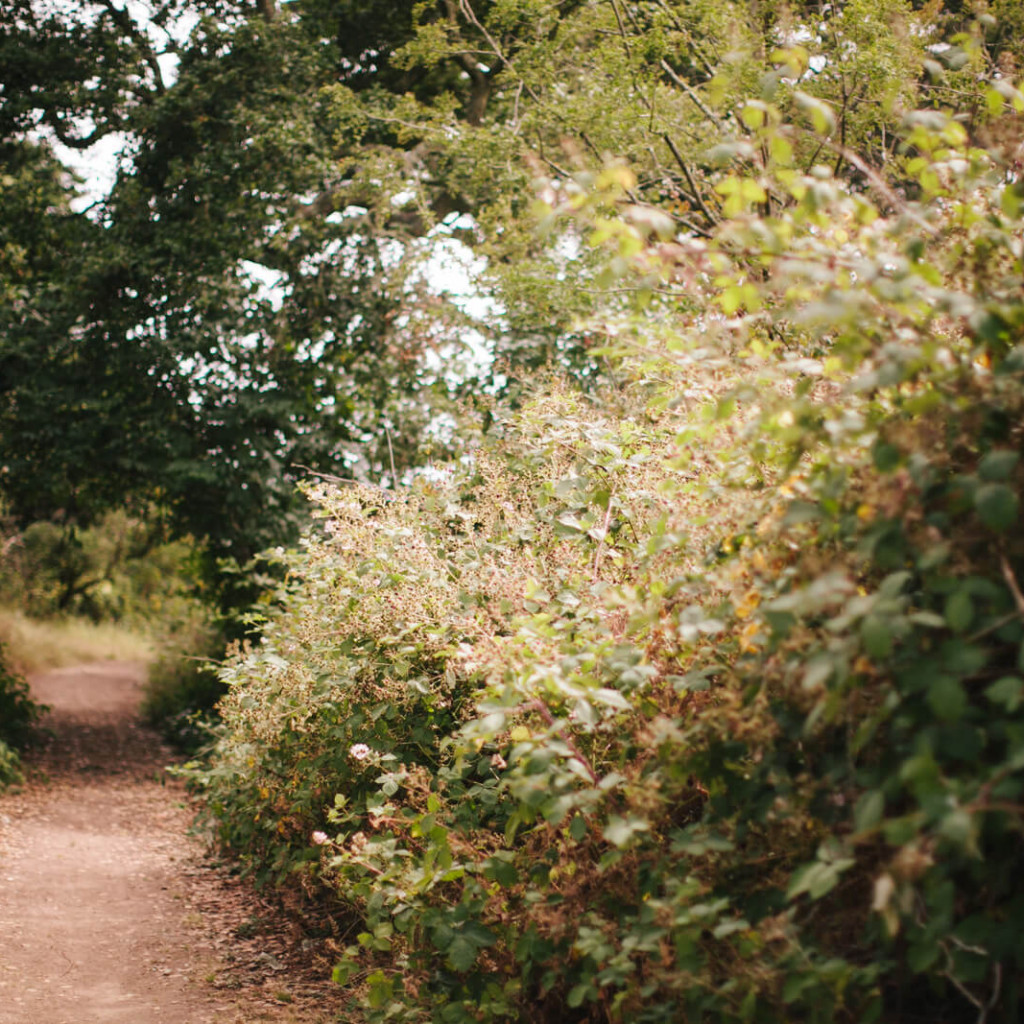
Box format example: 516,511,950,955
142,606,227,750
188,75,1024,1024
0,641,45,786
0,738,22,787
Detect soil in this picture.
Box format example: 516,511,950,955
0,661,345,1024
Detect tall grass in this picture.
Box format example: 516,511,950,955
0,606,153,674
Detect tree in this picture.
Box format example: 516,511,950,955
1,0,456,599
0,0,1000,602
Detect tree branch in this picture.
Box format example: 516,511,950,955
1001,554,1024,617
662,133,719,227
47,116,104,150
608,0,631,59
98,0,166,94
659,59,724,130
457,0,541,106
442,0,491,125
650,0,715,76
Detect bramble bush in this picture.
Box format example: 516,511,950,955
188,65,1024,1024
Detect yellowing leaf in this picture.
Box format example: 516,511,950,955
871,872,895,912
740,103,767,130
740,179,767,203
735,589,761,619
986,88,1005,117
719,286,744,315
770,134,794,166
598,165,637,192
793,91,835,134
739,621,762,653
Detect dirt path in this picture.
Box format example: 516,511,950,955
0,662,341,1024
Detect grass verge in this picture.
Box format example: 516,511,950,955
0,607,153,674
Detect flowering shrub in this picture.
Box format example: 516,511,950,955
189,77,1024,1023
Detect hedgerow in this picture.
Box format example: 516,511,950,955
188,76,1024,1023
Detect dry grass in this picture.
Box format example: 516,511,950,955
0,607,153,674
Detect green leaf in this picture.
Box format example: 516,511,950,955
787,858,854,901
719,285,745,315
861,616,893,659
883,816,920,846
927,676,968,722
975,484,1019,532
670,669,714,692
802,655,834,691
1002,182,1024,219
446,935,479,972
900,753,940,789
872,441,902,472
783,972,817,1005
793,91,836,134
431,923,454,951
712,917,750,939
603,815,649,848
909,610,947,629
944,590,973,634
985,676,1024,712
593,687,631,710
854,790,885,833
483,854,518,886
938,808,978,852
907,940,940,973
461,921,497,947
567,982,593,1008
978,450,1019,482
740,103,767,130
986,87,1005,117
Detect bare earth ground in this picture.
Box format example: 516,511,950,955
0,662,343,1024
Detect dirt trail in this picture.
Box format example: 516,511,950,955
0,662,340,1024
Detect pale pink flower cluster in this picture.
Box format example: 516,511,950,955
311,830,329,845
349,743,372,761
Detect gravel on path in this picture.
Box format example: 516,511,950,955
0,661,341,1024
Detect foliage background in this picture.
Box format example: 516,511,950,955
4,0,1024,1019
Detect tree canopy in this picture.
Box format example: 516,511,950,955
7,0,1020,588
